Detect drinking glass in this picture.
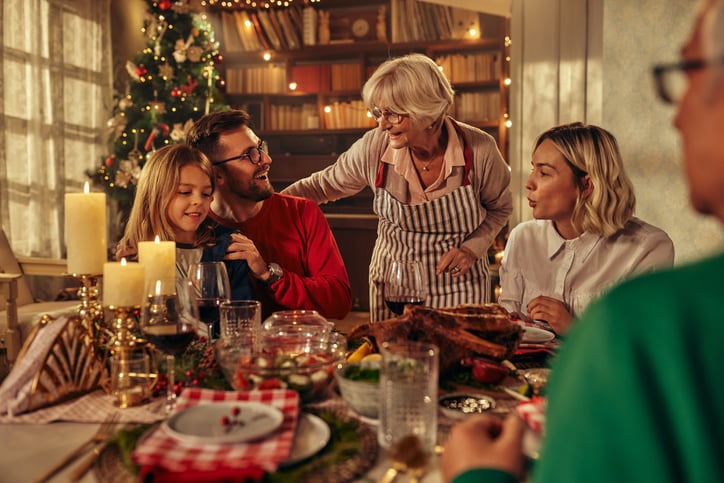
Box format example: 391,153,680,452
384,260,427,315
219,300,262,349
378,341,439,453
140,278,199,414
187,261,231,340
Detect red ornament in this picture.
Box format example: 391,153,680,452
159,0,172,10
104,155,115,167
170,87,181,98
216,79,226,90
213,53,224,64
136,64,148,77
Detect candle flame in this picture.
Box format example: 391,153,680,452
121,257,127,266
154,235,161,244
83,181,90,194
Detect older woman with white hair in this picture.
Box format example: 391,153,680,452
284,53,512,321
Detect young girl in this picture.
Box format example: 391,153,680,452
117,144,253,301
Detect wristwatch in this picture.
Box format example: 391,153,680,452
263,262,283,285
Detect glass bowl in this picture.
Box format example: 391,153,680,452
334,361,380,419
215,331,346,403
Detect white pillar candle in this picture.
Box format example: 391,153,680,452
137,236,176,293
103,258,145,307
65,182,107,274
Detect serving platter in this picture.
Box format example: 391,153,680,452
521,325,555,344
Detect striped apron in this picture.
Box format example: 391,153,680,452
369,125,489,322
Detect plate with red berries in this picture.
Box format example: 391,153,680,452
163,401,284,444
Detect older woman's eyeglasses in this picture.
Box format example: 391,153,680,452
213,140,268,166
652,58,723,104
369,107,408,125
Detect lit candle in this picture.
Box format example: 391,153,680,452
103,258,145,307
65,182,107,275
137,235,176,292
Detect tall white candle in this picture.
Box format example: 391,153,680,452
65,182,107,274
103,258,145,307
137,236,176,293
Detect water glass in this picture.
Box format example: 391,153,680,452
110,353,151,408
220,300,262,349
378,341,439,453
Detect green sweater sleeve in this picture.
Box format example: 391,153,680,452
453,468,517,483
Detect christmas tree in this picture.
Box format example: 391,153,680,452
88,0,227,232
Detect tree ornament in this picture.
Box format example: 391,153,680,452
126,61,140,81
170,87,182,98
136,64,148,77
213,53,223,64
159,0,173,11
179,76,198,96
118,96,134,111
158,63,174,80
104,155,116,168
187,46,203,63
216,78,226,90
144,123,170,151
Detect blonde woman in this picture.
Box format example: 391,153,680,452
499,122,674,334
117,144,252,300
283,53,512,321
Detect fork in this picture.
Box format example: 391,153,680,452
33,413,120,483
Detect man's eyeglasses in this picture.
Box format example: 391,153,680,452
369,107,408,125
652,58,724,104
212,140,269,166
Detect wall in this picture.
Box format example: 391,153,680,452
509,0,724,264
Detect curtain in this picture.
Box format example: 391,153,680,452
0,0,112,258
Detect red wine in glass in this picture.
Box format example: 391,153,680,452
197,298,222,339
385,296,425,316
384,260,427,316
143,325,195,356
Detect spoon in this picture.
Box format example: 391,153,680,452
378,435,428,483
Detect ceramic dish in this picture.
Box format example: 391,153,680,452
163,401,283,444
279,413,331,467
521,325,555,343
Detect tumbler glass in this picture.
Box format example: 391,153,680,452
378,341,439,453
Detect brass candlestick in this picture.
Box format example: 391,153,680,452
104,304,156,407
72,273,104,341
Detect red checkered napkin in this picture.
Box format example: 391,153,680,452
133,388,300,477
516,396,546,435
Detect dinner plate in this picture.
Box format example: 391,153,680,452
521,325,555,343
279,413,331,467
163,401,284,444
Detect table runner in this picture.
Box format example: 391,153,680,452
133,387,300,477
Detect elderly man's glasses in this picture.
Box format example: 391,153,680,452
652,58,724,104
369,107,408,125
213,140,268,166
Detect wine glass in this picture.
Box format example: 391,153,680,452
384,260,428,316
141,278,199,414
187,261,231,341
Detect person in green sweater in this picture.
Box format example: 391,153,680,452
440,1,724,482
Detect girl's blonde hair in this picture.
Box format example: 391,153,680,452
535,122,636,237
118,144,216,252
362,53,454,130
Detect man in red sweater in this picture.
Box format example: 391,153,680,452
187,110,351,320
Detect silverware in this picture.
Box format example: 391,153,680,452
378,435,428,483
32,413,119,483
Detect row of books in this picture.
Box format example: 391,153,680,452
435,53,500,83
225,65,287,94
454,92,501,123
389,0,480,43
220,7,306,53
266,100,376,131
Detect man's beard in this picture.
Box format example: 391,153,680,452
231,178,274,202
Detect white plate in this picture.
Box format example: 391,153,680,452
521,325,555,343
164,401,284,444
279,413,331,467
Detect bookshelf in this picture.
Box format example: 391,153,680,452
208,0,510,310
